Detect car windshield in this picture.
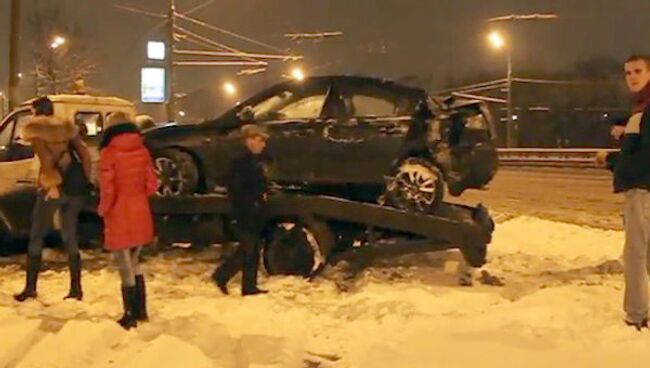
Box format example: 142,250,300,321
252,91,294,120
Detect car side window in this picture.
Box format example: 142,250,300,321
277,94,327,119
251,86,329,121
351,95,396,117
0,110,31,147
13,113,33,144
75,112,103,136
0,118,16,148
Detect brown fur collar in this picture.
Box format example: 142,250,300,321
20,116,79,144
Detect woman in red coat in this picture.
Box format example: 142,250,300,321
98,112,158,330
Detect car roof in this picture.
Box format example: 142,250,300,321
295,75,427,95
20,94,135,108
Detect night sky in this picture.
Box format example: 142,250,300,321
1,0,649,117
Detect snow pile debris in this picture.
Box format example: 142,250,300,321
0,216,648,368
492,216,624,261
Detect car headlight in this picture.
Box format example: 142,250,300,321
465,114,488,130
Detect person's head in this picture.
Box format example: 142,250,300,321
624,55,650,93
106,111,133,130
31,97,54,116
241,124,268,155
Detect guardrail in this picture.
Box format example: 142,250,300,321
497,148,619,168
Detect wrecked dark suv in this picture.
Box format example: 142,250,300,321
144,75,498,211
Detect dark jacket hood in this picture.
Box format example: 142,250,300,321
100,123,140,150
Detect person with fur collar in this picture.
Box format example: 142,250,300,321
14,97,92,302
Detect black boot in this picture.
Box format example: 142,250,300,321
14,255,41,302
242,251,267,296
64,254,83,301
117,286,138,330
211,268,230,295
134,275,148,321
625,318,649,331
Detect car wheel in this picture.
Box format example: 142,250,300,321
384,157,445,213
154,149,200,197
263,217,334,277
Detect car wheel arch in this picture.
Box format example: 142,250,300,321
154,145,207,193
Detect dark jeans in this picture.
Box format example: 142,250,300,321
215,222,263,292
28,193,85,257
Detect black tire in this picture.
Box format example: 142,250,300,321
154,149,200,197
263,217,334,277
384,157,445,213
0,222,18,257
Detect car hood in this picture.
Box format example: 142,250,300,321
142,122,204,149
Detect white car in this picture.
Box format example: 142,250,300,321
0,94,137,249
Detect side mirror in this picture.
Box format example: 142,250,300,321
237,105,255,122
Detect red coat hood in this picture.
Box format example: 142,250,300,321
107,133,146,152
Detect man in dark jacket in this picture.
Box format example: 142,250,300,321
212,124,270,296
604,55,650,330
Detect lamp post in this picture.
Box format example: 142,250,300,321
487,13,558,147
488,31,514,147
48,35,66,94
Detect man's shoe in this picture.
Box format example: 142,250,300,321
63,290,83,301
211,270,230,295
625,318,649,331
242,288,268,296
14,290,37,302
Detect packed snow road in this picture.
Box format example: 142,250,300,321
455,167,623,229
0,213,648,368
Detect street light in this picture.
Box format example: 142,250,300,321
488,31,505,50
290,67,305,81
488,30,514,147
50,35,66,49
487,13,558,147
223,82,237,96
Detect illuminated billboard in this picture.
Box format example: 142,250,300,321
141,67,166,103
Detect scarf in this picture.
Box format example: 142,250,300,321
633,82,650,113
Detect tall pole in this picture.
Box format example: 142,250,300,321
8,0,21,111
166,0,177,122
506,49,513,148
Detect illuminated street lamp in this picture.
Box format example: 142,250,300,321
223,82,237,96
50,35,66,49
290,67,305,81
488,31,505,50
488,31,514,147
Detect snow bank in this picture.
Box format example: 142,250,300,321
0,216,648,368
492,216,623,261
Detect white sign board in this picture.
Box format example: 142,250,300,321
141,67,166,103
147,41,166,61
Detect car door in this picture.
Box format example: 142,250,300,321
0,109,38,194
262,90,330,184
318,82,414,184
211,81,331,186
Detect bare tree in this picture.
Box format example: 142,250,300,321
28,0,98,95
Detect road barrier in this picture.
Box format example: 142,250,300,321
497,148,618,168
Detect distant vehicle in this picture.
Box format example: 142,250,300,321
144,75,499,212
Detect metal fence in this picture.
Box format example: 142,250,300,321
497,148,618,168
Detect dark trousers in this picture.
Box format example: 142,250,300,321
215,223,262,292
29,193,85,257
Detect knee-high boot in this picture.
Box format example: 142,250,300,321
64,254,83,300
14,255,41,302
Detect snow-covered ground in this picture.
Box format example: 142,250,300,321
0,215,648,368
